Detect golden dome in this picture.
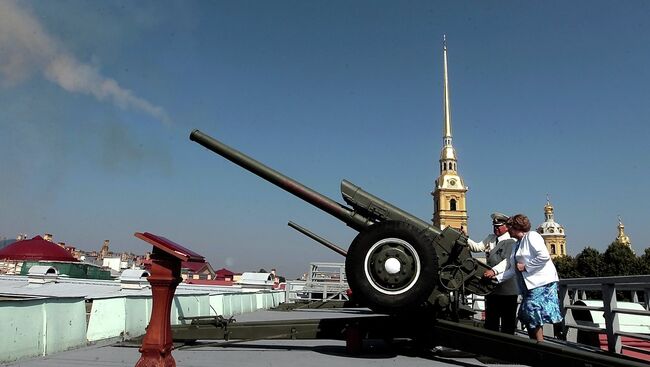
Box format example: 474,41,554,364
544,196,553,214
616,217,632,247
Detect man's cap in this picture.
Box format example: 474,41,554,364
491,212,509,225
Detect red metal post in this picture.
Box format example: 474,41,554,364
135,252,182,367
133,232,205,367
345,322,363,355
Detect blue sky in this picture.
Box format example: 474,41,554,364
1,1,649,278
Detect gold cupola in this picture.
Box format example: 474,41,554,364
544,200,553,216
614,216,632,248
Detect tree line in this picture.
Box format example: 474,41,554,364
552,242,650,279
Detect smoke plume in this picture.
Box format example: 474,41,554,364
0,1,170,124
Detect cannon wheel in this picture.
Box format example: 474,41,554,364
345,221,438,313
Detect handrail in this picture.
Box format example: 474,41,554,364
617,331,650,342
565,305,605,312
623,344,650,356
612,308,650,317
559,275,650,358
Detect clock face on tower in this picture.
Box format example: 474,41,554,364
449,179,456,186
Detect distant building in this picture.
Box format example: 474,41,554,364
99,239,110,259
181,261,216,281
536,198,567,258
0,235,111,279
102,256,127,273
0,233,151,278
215,268,239,282
20,261,112,280
238,272,275,290
432,36,468,232
0,235,79,274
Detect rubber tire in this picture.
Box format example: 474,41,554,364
345,221,438,313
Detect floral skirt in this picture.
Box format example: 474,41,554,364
518,281,563,329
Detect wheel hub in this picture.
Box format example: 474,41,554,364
364,238,421,295
384,258,401,274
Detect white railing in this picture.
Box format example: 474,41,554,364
285,263,349,303
559,275,650,357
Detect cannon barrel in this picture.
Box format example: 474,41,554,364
288,221,347,257
190,129,372,231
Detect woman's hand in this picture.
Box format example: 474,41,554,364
516,262,526,272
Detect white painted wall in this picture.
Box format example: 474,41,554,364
0,298,86,364
1,290,286,363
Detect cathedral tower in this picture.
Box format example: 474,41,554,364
432,36,468,231
536,197,567,258
99,239,110,260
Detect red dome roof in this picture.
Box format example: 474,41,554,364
0,236,78,262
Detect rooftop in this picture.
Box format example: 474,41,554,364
4,339,523,367
0,236,78,262
0,274,240,299
5,309,527,367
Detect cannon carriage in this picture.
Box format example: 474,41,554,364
190,129,493,316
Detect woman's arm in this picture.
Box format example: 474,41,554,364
524,232,550,272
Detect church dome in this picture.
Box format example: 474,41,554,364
614,217,632,247
0,235,78,262
537,219,564,235
544,201,554,214
536,199,565,235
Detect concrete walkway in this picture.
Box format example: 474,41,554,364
5,308,527,367
5,339,526,367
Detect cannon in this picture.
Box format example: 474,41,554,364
190,129,494,315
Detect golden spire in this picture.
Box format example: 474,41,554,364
442,34,452,143
439,34,457,168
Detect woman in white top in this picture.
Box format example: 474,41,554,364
492,214,562,342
